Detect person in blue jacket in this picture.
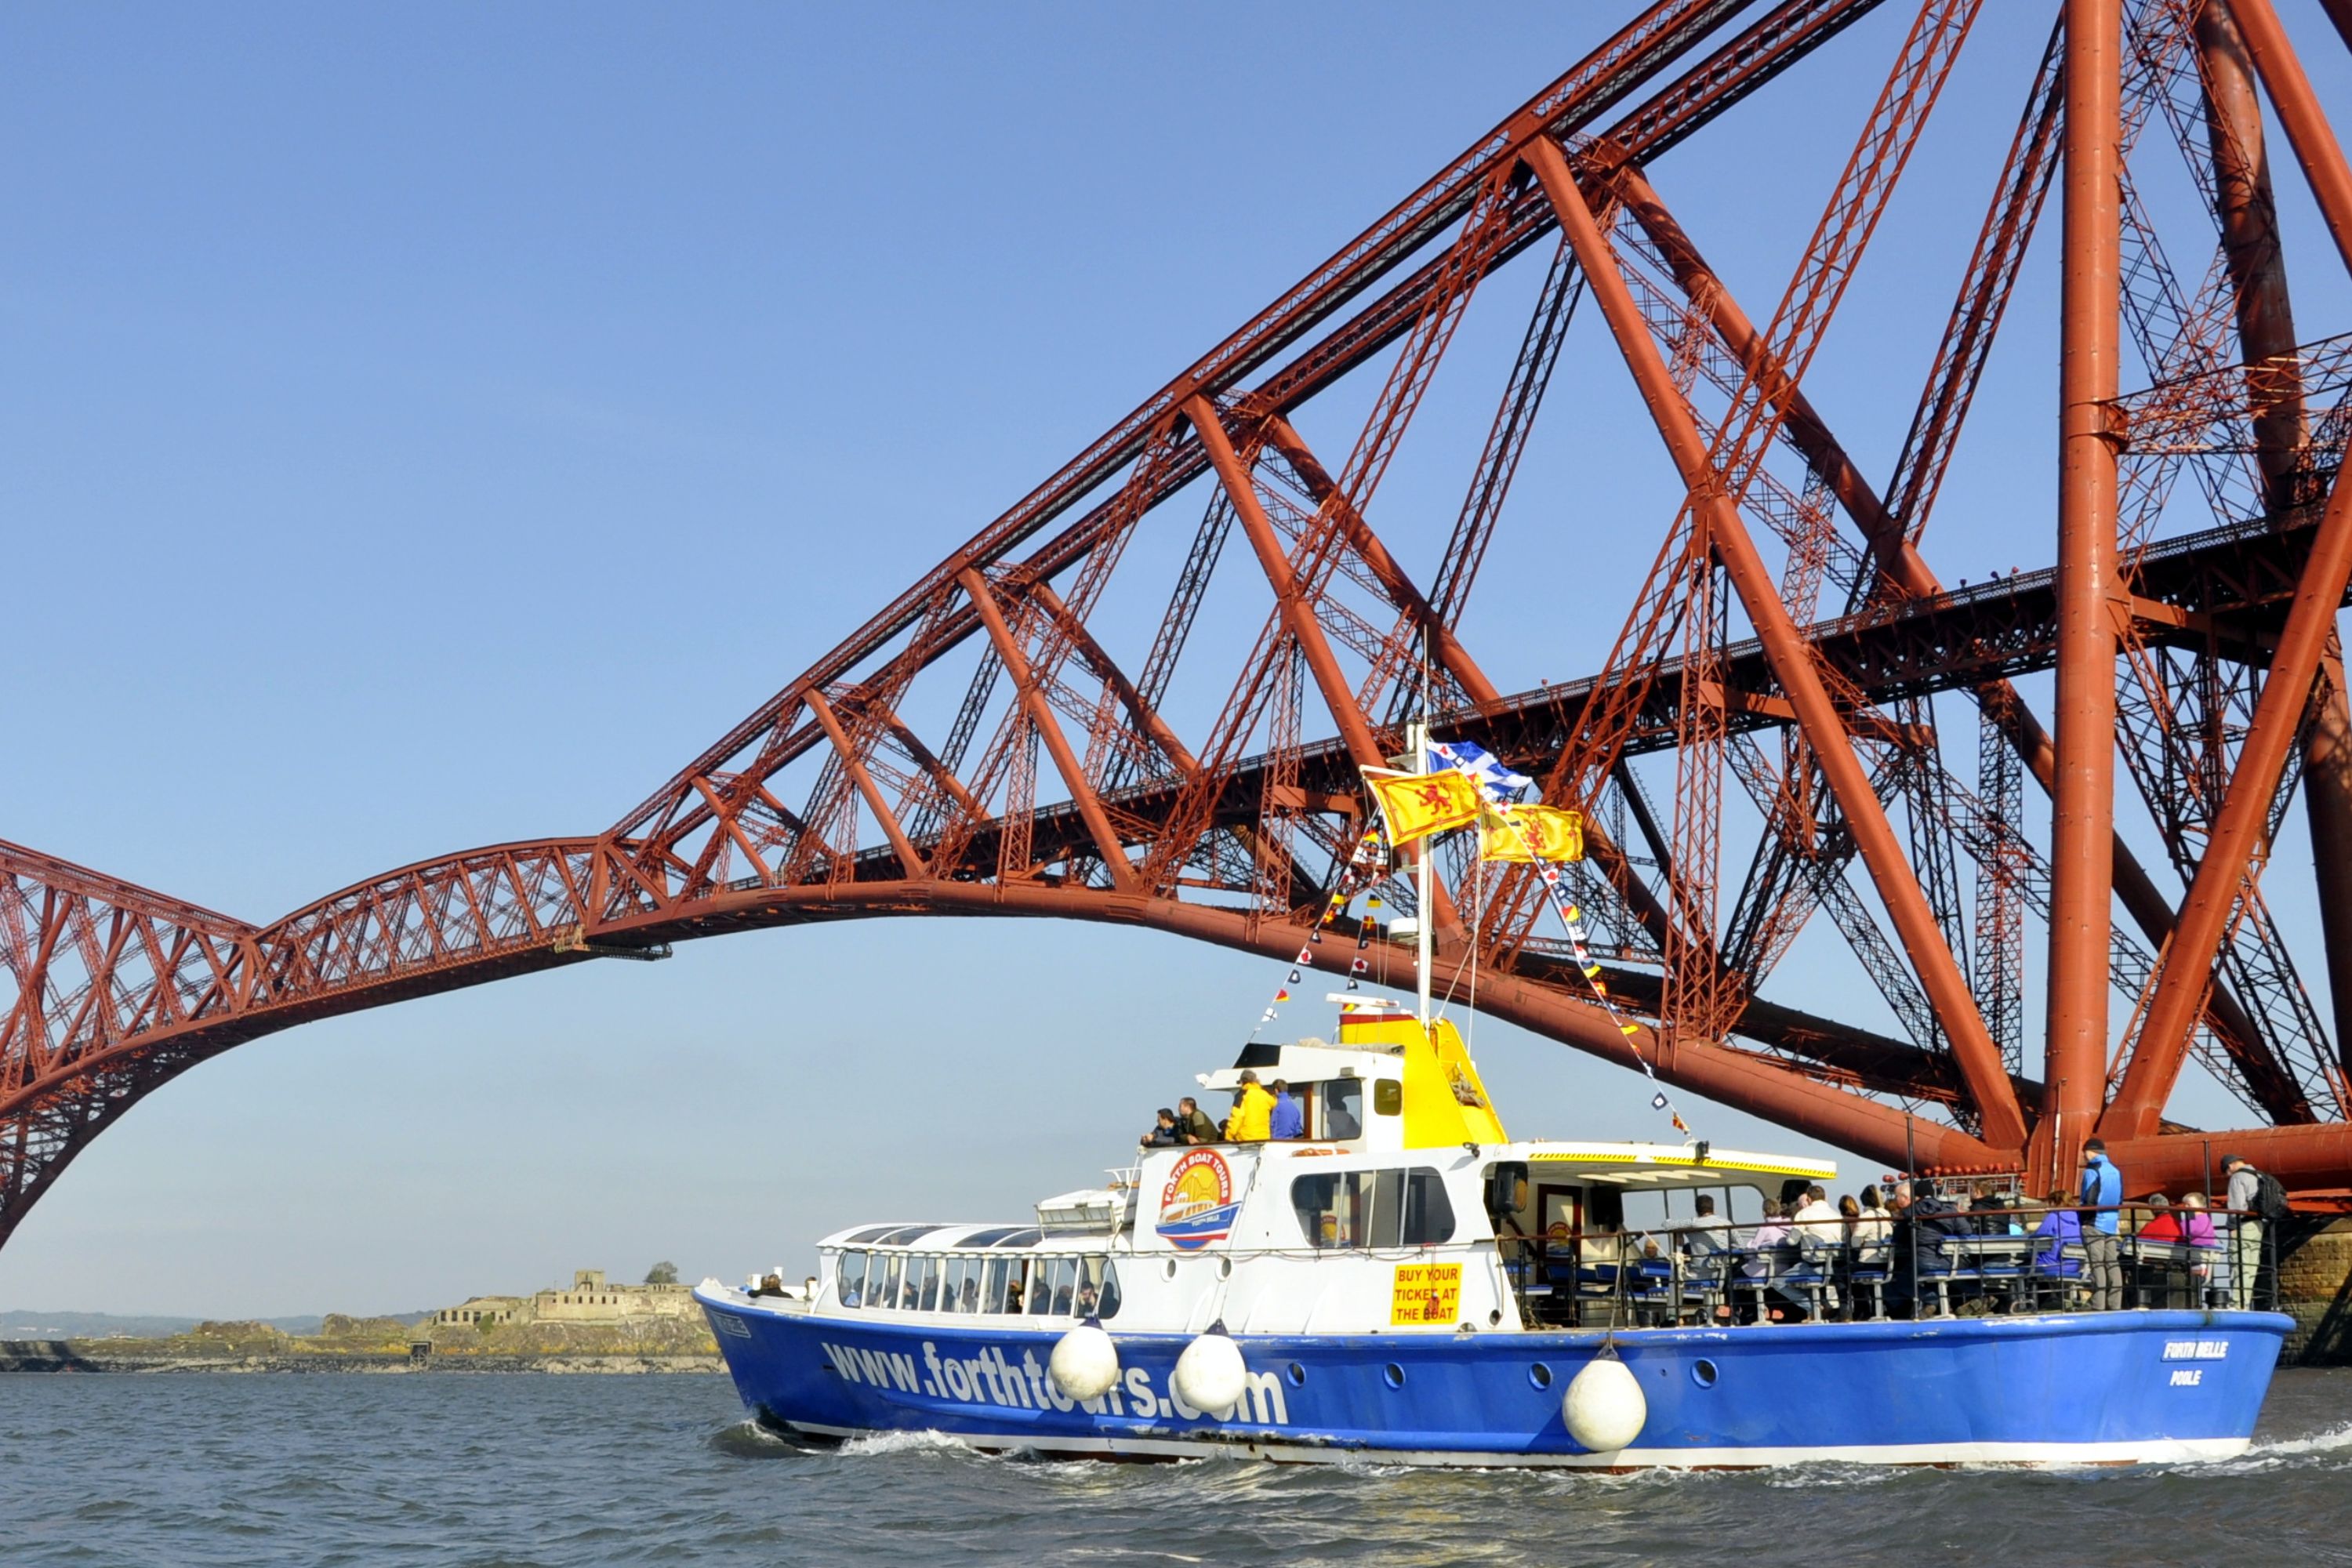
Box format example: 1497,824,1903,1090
1268,1079,1305,1140
2078,1138,2125,1311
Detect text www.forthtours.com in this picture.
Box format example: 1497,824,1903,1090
821,1340,1290,1425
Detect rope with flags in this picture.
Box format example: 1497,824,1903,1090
1247,824,1392,1040
1374,739,1700,1142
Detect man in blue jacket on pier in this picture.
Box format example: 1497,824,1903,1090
2078,1139,2124,1311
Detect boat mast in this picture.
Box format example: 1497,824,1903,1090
1412,633,1434,1033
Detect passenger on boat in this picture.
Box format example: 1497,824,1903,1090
1074,1281,1100,1316
1675,1195,1728,1260
2178,1191,2221,1304
1141,1109,1181,1148
1968,1180,2006,1235
2222,1154,2269,1308
1886,1181,1966,1316
2079,1139,2125,1311
1743,1200,1794,1279
1175,1097,1221,1145
2138,1192,2180,1243
2177,1191,2220,1248
752,1272,787,1298
1224,1071,1277,1142
2031,1189,2081,1270
1792,1185,1840,1242
1004,1278,1024,1313
1852,1185,1892,1259
1269,1079,1305,1140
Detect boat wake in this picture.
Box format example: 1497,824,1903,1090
2223,1423,2352,1470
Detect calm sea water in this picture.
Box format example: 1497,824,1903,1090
2,1368,2348,1566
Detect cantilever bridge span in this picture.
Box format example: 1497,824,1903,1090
11,0,2352,1248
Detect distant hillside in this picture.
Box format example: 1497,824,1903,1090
0,1309,432,1339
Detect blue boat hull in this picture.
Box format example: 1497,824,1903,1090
698,1290,2292,1468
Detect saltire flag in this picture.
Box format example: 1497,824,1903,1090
1364,766,1483,846
1427,739,1532,800
1477,802,1585,864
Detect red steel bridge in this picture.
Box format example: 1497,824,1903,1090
10,0,2352,1247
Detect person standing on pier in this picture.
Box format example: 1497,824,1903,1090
2078,1140,2124,1312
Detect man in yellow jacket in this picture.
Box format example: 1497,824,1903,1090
1224,1070,1278,1142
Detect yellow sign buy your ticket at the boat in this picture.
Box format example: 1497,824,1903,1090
1390,1262,1463,1326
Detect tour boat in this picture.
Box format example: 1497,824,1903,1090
697,990,2292,1468
699,729,2290,1467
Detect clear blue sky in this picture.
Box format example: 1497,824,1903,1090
4,5,2348,1316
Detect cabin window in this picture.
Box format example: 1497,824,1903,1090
1397,1168,1457,1246
1323,1080,1363,1140
1023,1258,1052,1316
1291,1167,1456,1248
935,1255,965,1312
982,1257,1014,1314
1372,1078,1403,1116
1079,1257,1122,1320
952,1257,985,1313
959,1226,1022,1247
913,1255,942,1312
1033,1256,1078,1316
1293,1171,1364,1247
875,1253,905,1311
836,1250,868,1308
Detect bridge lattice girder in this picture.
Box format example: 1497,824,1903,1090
12,0,2352,1247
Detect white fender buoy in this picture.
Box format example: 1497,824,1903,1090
1048,1323,1121,1402
1171,1328,1248,1417
1562,1354,1647,1453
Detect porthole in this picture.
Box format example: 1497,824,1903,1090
1382,1363,1406,1389
1690,1359,1719,1388
1529,1363,1553,1390
1162,1258,1178,1281
1286,1362,1307,1388
1218,1258,1233,1279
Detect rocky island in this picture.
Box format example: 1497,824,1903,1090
0,1266,723,1373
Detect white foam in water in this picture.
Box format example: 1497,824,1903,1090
840,1428,984,1458
2239,1424,2352,1463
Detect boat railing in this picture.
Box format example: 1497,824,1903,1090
1496,1203,2283,1329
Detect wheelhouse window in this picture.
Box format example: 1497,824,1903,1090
1293,1167,1456,1248
1322,1080,1363,1140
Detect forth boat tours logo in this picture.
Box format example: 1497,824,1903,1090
1156,1149,1238,1250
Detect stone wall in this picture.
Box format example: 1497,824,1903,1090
2280,1221,2352,1365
